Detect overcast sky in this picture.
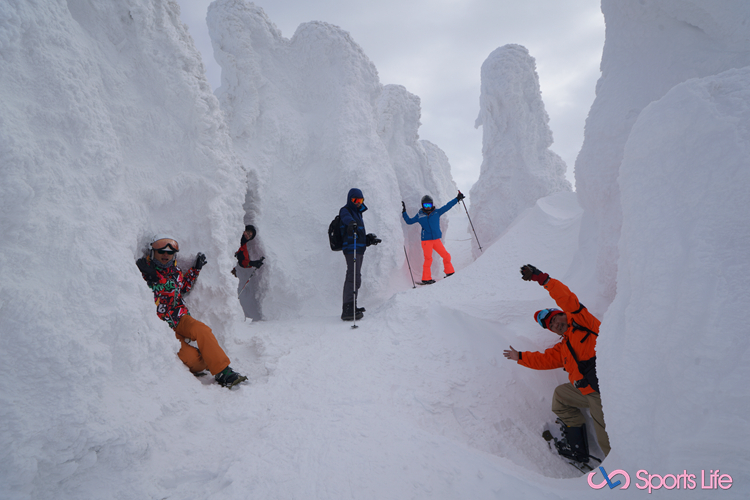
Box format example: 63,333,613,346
175,0,605,190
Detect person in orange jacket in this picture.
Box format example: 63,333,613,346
503,264,610,463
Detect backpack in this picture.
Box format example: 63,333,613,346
328,215,344,251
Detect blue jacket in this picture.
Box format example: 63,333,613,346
403,197,459,241
340,188,367,254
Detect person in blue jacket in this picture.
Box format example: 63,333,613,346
339,188,380,320
402,191,464,284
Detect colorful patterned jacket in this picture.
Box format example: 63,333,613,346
137,257,200,330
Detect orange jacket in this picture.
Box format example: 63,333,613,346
518,278,600,395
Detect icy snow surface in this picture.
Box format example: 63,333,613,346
1,0,749,499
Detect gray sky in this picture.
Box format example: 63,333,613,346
175,0,605,190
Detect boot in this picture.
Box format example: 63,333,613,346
556,424,590,463
215,366,248,388
341,302,363,321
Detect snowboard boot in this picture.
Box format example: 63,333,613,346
341,302,364,321
215,366,248,389
556,423,591,463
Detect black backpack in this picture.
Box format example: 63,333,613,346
328,215,344,251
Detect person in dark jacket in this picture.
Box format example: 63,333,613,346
339,188,380,320
503,264,610,462
136,234,247,389
233,225,264,272
402,192,464,284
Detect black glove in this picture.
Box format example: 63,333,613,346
136,257,158,285
347,221,358,236
520,264,548,285
250,256,265,268
457,191,465,202
194,252,207,270
366,233,381,246
401,201,406,213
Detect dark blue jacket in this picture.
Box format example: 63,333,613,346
340,188,367,254
403,197,459,241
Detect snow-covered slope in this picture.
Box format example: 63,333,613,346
470,44,571,253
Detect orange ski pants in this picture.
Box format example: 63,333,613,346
173,315,230,375
421,239,454,281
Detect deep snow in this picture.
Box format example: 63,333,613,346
1,0,749,499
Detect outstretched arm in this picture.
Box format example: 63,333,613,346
503,346,519,361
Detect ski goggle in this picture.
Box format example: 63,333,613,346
155,248,177,255
535,308,561,329
422,202,433,209
152,239,179,253
351,197,364,204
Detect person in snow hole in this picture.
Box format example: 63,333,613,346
503,264,610,463
136,235,247,388
339,188,381,321
401,191,464,284
231,224,265,276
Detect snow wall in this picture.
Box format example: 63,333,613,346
0,0,248,494
206,0,460,319
601,64,750,493
469,44,571,254
572,0,750,310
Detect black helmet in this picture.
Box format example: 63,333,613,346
421,195,434,212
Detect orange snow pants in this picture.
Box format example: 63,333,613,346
173,315,230,376
421,239,454,281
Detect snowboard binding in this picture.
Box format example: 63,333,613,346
543,419,602,472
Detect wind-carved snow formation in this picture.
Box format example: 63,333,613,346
573,0,750,309
469,44,571,254
207,0,459,318
602,64,750,486
1,0,247,495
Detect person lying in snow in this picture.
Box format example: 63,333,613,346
339,188,381,321
232,224,264,276
136,235,247,389
401,191,464,284
503,265,610,462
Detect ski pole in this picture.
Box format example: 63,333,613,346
461,198,483,252
403,245,416,288
238,269,257,297
351,225,359,329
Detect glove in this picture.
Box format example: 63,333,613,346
520,264,548,285
250,256,265,268
136,257,158,285
457,191,465,202
401,201,406,213
366,233,381,246
347,221,358,236
194,252,207,270
231,268,237,277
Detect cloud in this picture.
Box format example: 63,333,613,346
175,0,604,189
